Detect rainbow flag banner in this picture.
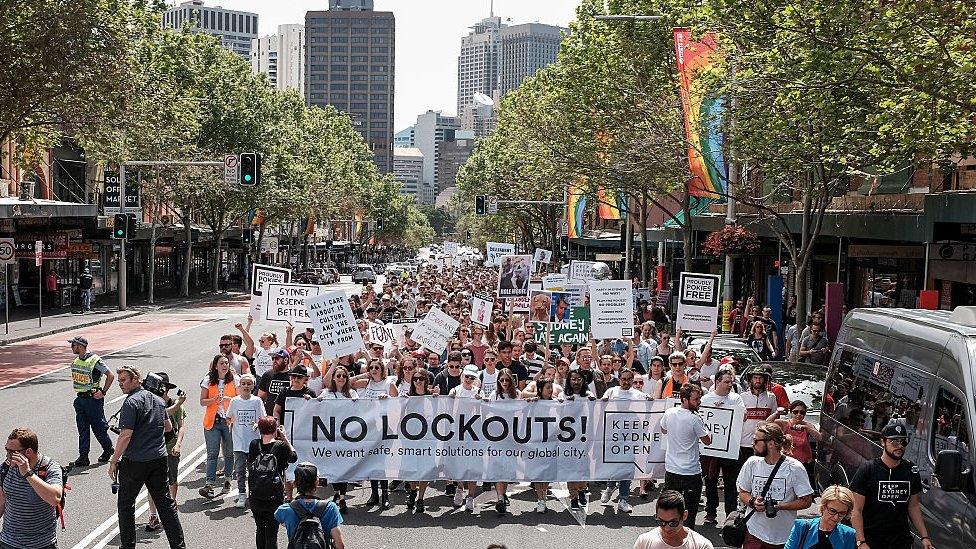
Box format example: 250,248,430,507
567,181,587,239
673,29,728,200
596,186,627,220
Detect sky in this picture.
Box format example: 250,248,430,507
174,1,583,132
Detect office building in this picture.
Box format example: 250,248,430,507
436,136,476,194
497,23,564,97
305,6,395,173
413,110,460,187
252,24,305,92
393,147,424,202
394,126,415,147
457,15,505,127
163,0,258,59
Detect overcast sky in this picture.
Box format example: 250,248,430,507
175,1,582,132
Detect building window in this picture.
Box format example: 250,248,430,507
351,93,368,100
351,83,368,90
330,64,348,72
370,74,388,81
351,55,368,62
331,36,348,43
351,27,368,34
370,131,387,138
331,55,348,62
352,37,368,43
351,46,368,53
350,74,367,81
351,102,367,110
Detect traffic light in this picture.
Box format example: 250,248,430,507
466,229,472,240
242,228,253,244
376,218,384,231
475,195,486,215
239,152,261,186
113,214,128,239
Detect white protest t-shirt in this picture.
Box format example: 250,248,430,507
252,347,276,378
604,386,646,400
633,528,715,549
449,384,482,399
320,389,359,400
487,390,518,400
227,395,265,452
479,369,499,395
701,390,746,410
735,455,813,545
362,377,394,399
741,391,778,446
660,406,709,476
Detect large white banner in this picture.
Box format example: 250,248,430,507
264,283,323,325
411,307,460,354
588,279,635,339
306,291,364,359
485,242,516,267
285,397,671,482
675,272,722,332
249,264,291,317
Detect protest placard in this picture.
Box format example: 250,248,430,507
541,273,568,291
528,290,552,323
411,307,461,354
470,293,494,327
569,260,596,282
532,248,552,271
367,321,396,353
633,288,651,312
443,241,459,255
589,279,635,339
533,306,590,346
510,280,541,313
391,318,417,346
485,242,516,266
497,254,532,297
563,283,588,307
249,264,290,317
306,291,363,359
550,291,572,322
263,283,323,324
675,272,722,332
666,400,744,460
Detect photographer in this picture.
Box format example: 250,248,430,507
146,373,186,532
736,423,813,549
106,366,186,549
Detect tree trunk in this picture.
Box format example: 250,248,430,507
181,216,192,297
639,188,649,286
794,175,814,324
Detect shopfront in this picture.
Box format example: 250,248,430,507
847,244,925,308
926,242,976,310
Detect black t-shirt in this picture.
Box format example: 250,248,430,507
432,371,461,395
247,439,297,501
258,372,291,416
79,274,93,290
849,457,923,547
499,360,529,387
273,387,316,422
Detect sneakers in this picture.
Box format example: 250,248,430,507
235,495,247,509
144,514,161,532
495,498,506,515
365,493,380,507
703,512,717,525
222,479,232,493
407,490,417,512
617,500,633,513
600,487,614,504
578,491,589,507
465,496,475,512
198,484,215,499
444,483,457,497
97,448,114,463
570,497,581,511
535,500,547,514
453,487,464,508
415,499,425,514
338,499,348,514
381,493,391,510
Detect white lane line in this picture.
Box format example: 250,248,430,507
71,443,207,549
1,318,222,391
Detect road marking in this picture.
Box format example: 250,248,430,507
72,442,208,549
1,318,222,391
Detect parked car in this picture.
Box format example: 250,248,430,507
295,270,325,285
686,336,763,371
765,360,826,427
351,264,376,284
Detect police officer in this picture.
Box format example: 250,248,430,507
107,366,186,549
68,336,114,468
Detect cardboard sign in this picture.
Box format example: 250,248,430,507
497,255,533,298
368,321,396,353
249,264,291,317
392,318,418,346
411,307,460,354
264,283,323,324
633,288,651,311
528,290,553,323
470,293,494,328
569,260,596,282
533,307,590,346
550,291,572,322
541,273,568,291
563,283,588,307
675,272,722,332
443,241,459,255
533,248,553,271
485,242,516,267
306,291,364,360
588,279,635,339
510,280,541,313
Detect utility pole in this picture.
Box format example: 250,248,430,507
722,87,739,332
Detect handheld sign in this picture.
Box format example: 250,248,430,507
306,291,363,360
588,279,635,339
675,272,722,332
250,264,291,318
264,283,323,325
411,307,460,354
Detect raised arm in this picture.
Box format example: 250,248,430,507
237,320,256,358
697,330,716,367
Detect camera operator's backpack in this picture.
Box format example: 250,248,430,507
287,499,332,549
1,455,70,529
248,442,283,500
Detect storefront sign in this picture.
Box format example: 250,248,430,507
848,244,924,259
932,243,976,262
14,233,68,259
103,170,122,215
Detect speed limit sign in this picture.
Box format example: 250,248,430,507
0,238,13,265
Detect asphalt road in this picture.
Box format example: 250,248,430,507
0,276,770,549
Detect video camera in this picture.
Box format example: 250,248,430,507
142,373,168,397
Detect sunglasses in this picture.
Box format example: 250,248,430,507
413,377,427,382
792,409,806,415
634,380,644,386
461,352,473,357
334,373,347,378
218,343,231,348
654,517,682,528
464,375,477,380
670,362,684,366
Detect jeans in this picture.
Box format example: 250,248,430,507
73,394,113,458
234,451,248,495
118,457,185,549
251,497,281,549
617,480,632,502
81,288,93,311
704,456,741,516
743,532,785,549
203,417,233,484
663,471,704,529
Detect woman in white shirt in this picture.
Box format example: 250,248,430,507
349,358,393,509
404,371,437,514
527,380,561,513
316,364,357,513
485,369,520,515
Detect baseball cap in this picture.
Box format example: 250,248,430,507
462,365,479,378
288,365,309,378
881,423,910,440
154,372,178,389
68,336,88,347
272,348,291,359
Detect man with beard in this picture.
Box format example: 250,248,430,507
739,365,778,468
659,383,711,528
850,423,933,549
736,423,812,549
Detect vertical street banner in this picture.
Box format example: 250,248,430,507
470,293,494,328
568,260,596,283
567,180,587,239
250,264,291,318
588,279,635,339
285,397,669,482
675,272,722,332
485,242,516,267
497,255,532,298
306,291,363,360
264,283,324,324
674,28,728,199
411,307,461,354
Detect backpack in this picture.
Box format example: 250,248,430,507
287,499,332,549
247,442,283,501
1,455,70,529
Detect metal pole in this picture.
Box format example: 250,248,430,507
624,216,633,280
4,264,8,335
923,241,929,290
836,237,842,283
119,165,128,311
38,260,42,328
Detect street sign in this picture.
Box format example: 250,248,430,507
260,236,279,254
487,195,499,214
123,179,141,214
224,154,239,186
34,240,42,267
0,238,14,265
103,170,122,214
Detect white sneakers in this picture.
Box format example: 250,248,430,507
465,497,475,512
453,487,465,508
235,495,247,509
617,500,633,513
600,487,614,504
535,500,547,514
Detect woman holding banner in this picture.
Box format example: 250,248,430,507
527,380,560,513
405,369,438,514
318,364,358,513
350,359,394,509
485,369,521,515
564,370,595,511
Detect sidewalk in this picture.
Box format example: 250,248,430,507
0,290,248,346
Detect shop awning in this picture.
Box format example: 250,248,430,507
664,196,714,229
0,197,97,219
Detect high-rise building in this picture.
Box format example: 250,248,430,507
163,0,258,59
497,23,564,97
252,24,305,92
457,15,505,126
305,6,395,173
436,136,476,194
413,111,460,187
393,147,424,202
394,126,415,148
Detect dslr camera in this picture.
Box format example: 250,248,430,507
764,499,779,518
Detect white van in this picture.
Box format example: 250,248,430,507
817,307,976,549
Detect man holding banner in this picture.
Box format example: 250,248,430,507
660,383,711,529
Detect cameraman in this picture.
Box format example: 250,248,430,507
736,423,813,549
106,366,186,549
